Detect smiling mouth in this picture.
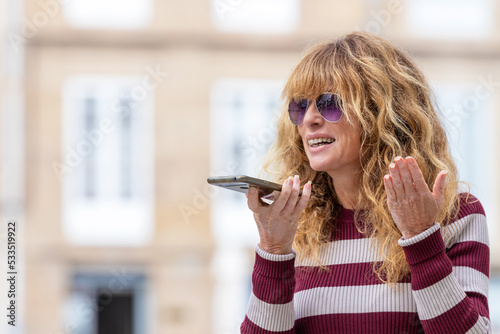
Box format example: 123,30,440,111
308,137,335,148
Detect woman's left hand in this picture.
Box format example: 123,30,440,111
383,156,448,239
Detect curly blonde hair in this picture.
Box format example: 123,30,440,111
261,31,463,284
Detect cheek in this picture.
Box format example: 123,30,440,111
297,129,308,149
348,136,362,160
344,122,362,149
347,132,360,147
297,126,306,140
351,135,362,150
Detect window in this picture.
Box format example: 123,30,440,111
63,0,152,29
211,0,300,34
210,78,282,332
406,0,495,40
60,76,154,246
64,271,147,334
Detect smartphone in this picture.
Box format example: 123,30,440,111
207,175,282,197
207,175,302,203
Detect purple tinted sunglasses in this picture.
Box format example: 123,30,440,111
288,93,343,126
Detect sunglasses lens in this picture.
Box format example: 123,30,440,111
288,99,308,125
316,94,343,123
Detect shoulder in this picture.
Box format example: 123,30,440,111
455,193,486,218
442,192,488,249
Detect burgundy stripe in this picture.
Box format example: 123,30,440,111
241,316,294,334
295,263,379,292
401,229,456,290
254,253,295,279
420,297,479,334
295,312,423,334
252,253,296,304
467,292,489,318
295,262,411,292
338,207,355,221
447,241,490,276
408,252,453,291
330,214,367,241
402,227,446,266
451,193,485,222
252,274,295,304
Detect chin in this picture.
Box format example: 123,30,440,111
308,161,332,172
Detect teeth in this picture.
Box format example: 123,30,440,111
308,137,335,146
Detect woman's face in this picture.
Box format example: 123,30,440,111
297,102,362,177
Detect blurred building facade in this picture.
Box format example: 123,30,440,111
1,0,500,333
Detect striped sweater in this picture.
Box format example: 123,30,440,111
241,194,490,333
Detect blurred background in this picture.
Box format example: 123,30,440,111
0,0,499,333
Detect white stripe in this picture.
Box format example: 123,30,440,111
453,266,489,298
294,283,416,319
442,213,489,248
412,273,466,320
295,238,381,267
466,316,491,334
398,223,440,247
255,245,296,262
246,292,294,331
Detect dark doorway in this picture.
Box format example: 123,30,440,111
97,292,134,334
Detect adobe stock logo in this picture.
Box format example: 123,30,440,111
51,66,168,181
7,0,71,54
445,75,499,128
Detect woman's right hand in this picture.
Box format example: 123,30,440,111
247,175,312,255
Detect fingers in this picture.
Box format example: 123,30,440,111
386,156,447,203
272,176,295,212
247,177,292,213
433,170,448,207
388,161,404,200
247,175,311,215
383,174,396,203
247,186,263,212
281,175,302,214
395,156,416,192
390,156,435,199
294,181,312,215
405,157,428,192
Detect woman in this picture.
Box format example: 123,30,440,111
241,32,490,333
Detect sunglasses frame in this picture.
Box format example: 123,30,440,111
288,92,344,126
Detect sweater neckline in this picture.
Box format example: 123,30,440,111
339,207,355,222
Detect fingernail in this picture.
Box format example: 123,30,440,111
389,163,396,169
294,174,299,179
384,175,390,180
395,156,402,162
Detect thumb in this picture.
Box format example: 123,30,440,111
432,170,448,206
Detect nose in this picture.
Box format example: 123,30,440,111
300,102,324,127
